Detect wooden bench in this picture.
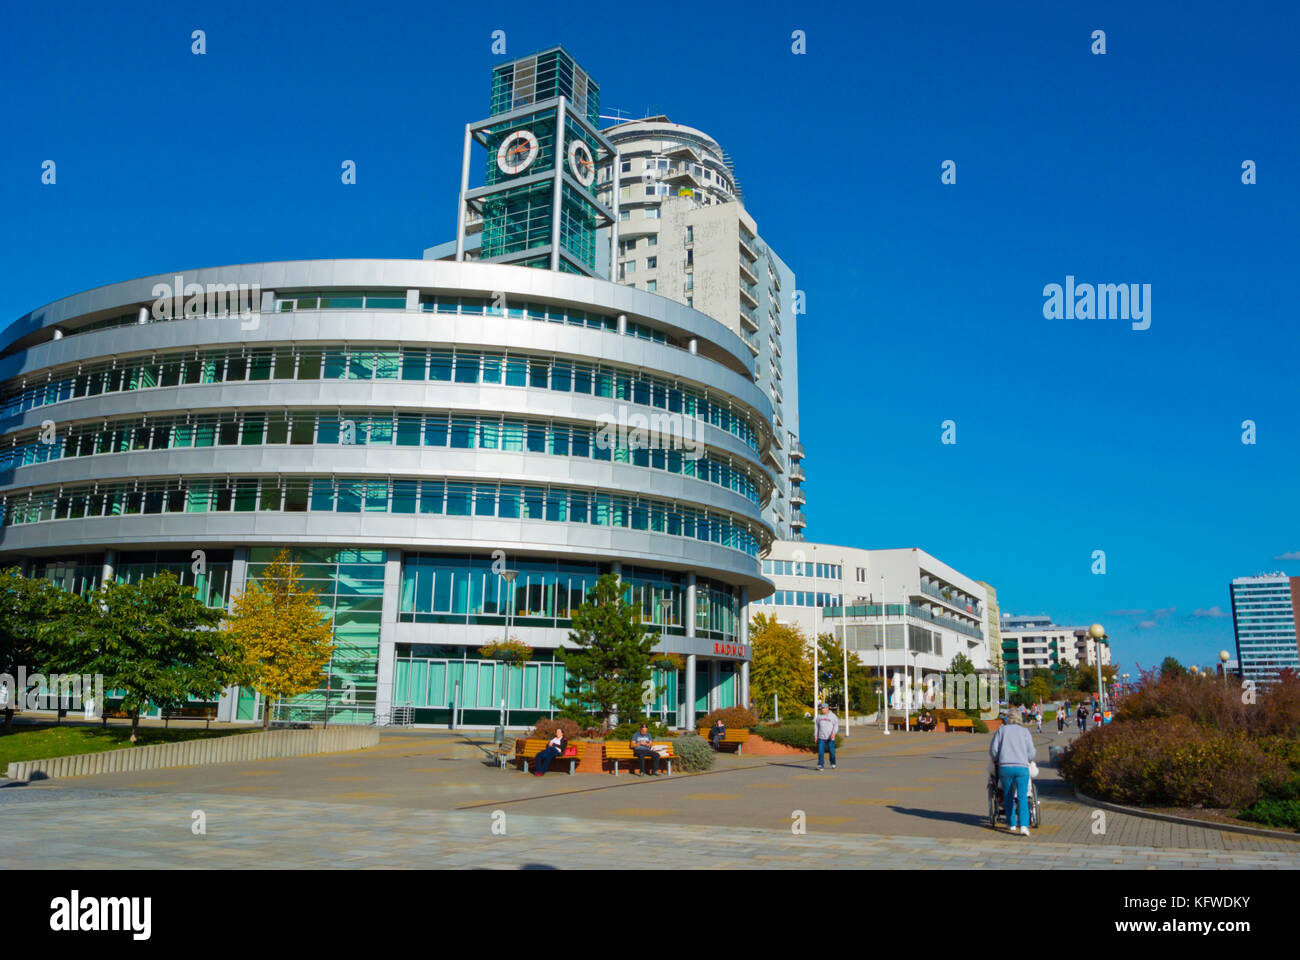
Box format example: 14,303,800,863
887,716,920,731
943,717,975,733
516,738,583,775
697,728,751,754
604,741,677,775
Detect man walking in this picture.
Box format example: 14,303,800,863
815,702,839,771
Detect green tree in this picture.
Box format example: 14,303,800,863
225,550,336,730
815,633,873,714
555,573,657,726
949,652,976,676
1160,656,1186,679
1027,672,1054,704
0,569,74,732
47,573,239,741
749,613,812,718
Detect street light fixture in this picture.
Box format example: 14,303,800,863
1219,650,1230,687
1088,623,1108,715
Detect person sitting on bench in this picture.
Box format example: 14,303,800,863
630,723,663,775
918,709,937,731
533,730,567,776
710,719,726,750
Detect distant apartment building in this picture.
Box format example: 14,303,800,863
998,614,1111,688
1229,573,1300,684
754,542,994,687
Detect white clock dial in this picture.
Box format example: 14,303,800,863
568,140,595,186
497,130,539,175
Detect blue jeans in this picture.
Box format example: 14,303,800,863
999,765,1030,828
817,738,836,767
535,746,561,774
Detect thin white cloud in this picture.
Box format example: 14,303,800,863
1138,620,1157,629
1193,606,1229,618
1273,551,1300,561
1108,609,1148,616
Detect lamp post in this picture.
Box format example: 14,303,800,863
905,649,918,732
1088,623,1107,714
873,637,888,735
1219,650,1230,687
500,569,519,733
880,576,890,735
840,556,849,737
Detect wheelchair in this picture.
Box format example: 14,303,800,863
987,767,1041,830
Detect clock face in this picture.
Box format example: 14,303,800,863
568,140,595,187
497,130,539,176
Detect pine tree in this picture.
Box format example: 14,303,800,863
224,550,336,729
555,573,657,727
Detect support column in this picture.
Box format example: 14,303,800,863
684,572,697,730
374,549,403,724
684,654,696,732
100,549,116,587
549,97,567,271
455,123,472,260
219,547,249,722
708,659,720,711
740,586,751,710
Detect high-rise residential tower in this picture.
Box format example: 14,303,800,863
1230,573,1300,685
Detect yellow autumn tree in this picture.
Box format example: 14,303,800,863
749,612,813,719
225,549,335,729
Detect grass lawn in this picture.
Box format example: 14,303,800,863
0,722,245,769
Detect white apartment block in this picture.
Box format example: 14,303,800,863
753,541,995,684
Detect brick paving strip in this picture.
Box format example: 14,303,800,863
2,789,1298,870
3,727,1296,868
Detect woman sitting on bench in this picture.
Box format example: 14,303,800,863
533,730,567,776
918,710,936,732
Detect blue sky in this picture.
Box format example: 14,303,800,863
2,0,1297,670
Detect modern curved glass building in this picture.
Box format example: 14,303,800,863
0,47,791,727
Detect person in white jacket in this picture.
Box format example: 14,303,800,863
815,703,839,771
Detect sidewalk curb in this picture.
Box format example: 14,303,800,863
1072,787,1300,842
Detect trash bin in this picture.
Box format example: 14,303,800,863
493,724,505,745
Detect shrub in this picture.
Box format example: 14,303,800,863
604,720,675,741
1059,715,1285,808
671,734,714,771
529,718,582,742
752,718,841,751
698,706,758,731
1237,798,1300,831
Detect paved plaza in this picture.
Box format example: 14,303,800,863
3,724,1297,869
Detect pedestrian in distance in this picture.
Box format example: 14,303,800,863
815,702,839,771
1035,704,1043,733
989,711,1036,836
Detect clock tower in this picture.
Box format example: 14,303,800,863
455,47,619,276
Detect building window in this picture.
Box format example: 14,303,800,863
646,280,657,292
645,207,660,219
620,159,631,173
686,297,693,307
686,226,694,242
647,236,657,246
646,257,657,269
619,210,630,221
